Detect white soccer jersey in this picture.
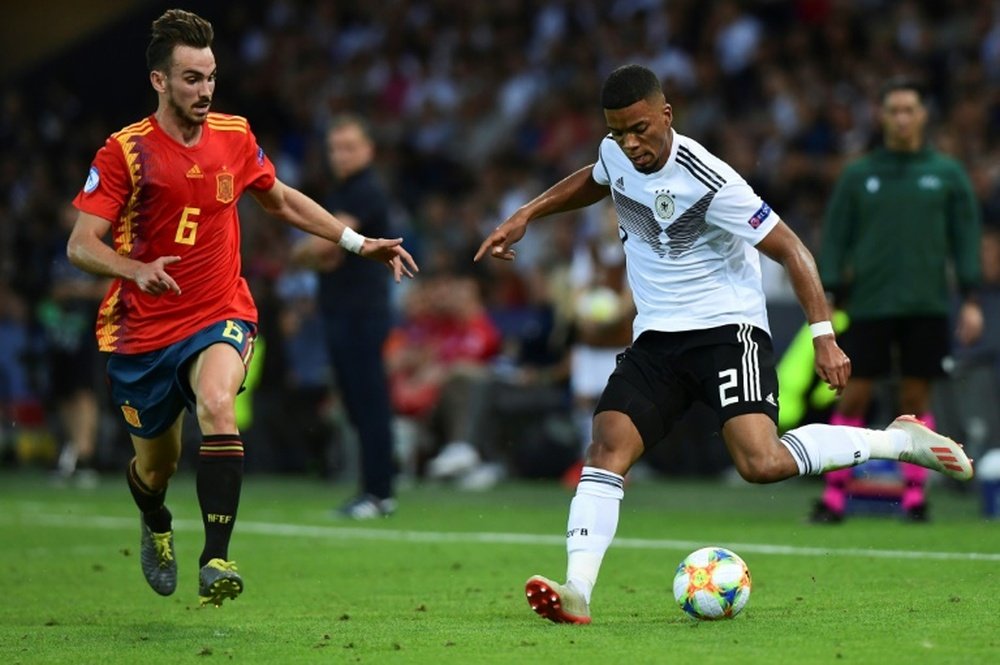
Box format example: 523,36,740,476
592,128,779,339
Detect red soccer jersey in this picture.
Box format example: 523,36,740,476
73,113,276,354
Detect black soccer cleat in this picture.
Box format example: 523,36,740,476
199,558,243,607
140,520,177,596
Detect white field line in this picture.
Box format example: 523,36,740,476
5,512,1000,562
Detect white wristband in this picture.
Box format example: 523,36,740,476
809,321,835,339
338,227,365,254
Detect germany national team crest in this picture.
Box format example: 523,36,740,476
654,192,675,220
216,171,235,203
120,403,142,428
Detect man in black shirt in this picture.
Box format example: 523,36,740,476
293,114,397,518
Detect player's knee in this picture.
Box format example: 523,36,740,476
195,390,237,430
733,453,788,484
586,411,645,474
585,438,640,476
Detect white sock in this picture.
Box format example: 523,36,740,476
565,466,624,604
780,423,908,475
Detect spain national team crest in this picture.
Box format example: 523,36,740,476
120,403,142,428
216,172,235,203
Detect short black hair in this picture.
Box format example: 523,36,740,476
328,113,373,141
878,77,924,105
601,64,662,110
146,9,214,73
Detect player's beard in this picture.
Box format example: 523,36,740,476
167,89,210,129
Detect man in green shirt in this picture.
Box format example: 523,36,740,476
811,78,983,523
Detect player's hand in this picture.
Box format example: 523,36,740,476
956,300,983,346
474,216,528,262
359,237,419,282
134,256,182,296
812,335,850,395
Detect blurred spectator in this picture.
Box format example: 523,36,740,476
387,274,501,480
567,201,634,469
38,204,109,487
387,274,501,417
259,266,337,476
0,280,53,468
426,235,576,489
0,284,35,463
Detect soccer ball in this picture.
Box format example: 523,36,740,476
672,547,751,620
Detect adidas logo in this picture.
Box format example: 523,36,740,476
614,176,625,190
186,164,204,178
764,392,777,406
931,446,963,473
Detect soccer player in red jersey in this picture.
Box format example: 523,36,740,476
67,9,417,606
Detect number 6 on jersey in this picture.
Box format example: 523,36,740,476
175,206,200,245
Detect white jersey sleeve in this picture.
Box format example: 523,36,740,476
708,179,779,243
592,151,612,186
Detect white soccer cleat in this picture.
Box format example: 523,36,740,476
890,415,974,481
525,575,591,625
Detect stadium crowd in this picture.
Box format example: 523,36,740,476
2,0,1000,487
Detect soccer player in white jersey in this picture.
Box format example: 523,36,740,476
474,64,975,625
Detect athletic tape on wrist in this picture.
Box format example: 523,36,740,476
809,320,835,339
338,227,365,254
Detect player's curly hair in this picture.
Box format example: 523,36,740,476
146,9,214,73
601,64,663,110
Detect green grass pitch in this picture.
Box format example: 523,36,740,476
1,470,998,664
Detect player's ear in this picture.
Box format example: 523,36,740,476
150,69,167,94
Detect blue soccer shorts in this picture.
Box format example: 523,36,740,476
106,319,256,439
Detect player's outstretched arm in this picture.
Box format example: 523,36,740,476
756,219,851,393
67,211,182,296
475,164,609,262
252,179,418,282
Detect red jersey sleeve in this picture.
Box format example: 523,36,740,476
72,136,133,221
243,125,276,192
